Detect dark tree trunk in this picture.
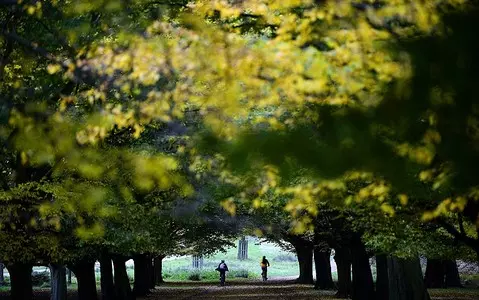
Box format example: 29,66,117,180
6,263,33,300
334,247,352,298
351,236,375,300
70,260,98,300
444,260,462,288
147,255,155,289
0,263,4,285
387,256,430,300
376,255,389,300
314,248,334,289
67,268,72,285
113,256,133,300
295,245,314,284
50,264,67,300
133,254,150,296
424,259,445,288
100,254,115,300
154,255,165,285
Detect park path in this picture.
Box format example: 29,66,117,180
144,279,479,300
145,280,340,300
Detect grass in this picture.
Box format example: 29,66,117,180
162,238,302,281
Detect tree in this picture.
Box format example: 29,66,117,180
1,1,478,299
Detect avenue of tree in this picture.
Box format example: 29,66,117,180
0,1,478,300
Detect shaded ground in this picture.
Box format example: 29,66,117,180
0,279,478,299
149,279,338,300
148,279,479,300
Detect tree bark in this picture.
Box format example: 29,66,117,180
6,263,33,300
334,247,352,298
70,260,98,300
314,248,334,289
351,236,375,300
133,254,150,297
0,263,4,285
295,244,314,284
147,255,155,289
237,236,248,260
100,254,115,300
424,259,445,288
154,255,165,285
444,260,462,288
50,263,67,300
376,255,389,300
387,256,430,300
113,256,133,300
67,268,72,285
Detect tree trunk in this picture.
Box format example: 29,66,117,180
133,254,150,297
154,255,165,285
100,254,115,300
113,256,133,300
376,255,389,300
6,263,33,300
70,260,98,300
387,256,430,300
295,244,314,284
147,255,155,289
314,248,335,289
444,260,462,288
424,259,445,288
237,236,248,260
0,263,4,285
334,247,352,298
351,236,375,300
50,264,67,300
67,268,72,285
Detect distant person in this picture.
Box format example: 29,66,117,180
215,260,229,286
260,256,270,281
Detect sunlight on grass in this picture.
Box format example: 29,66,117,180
163,238,304,280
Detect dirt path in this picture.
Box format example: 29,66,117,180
143,281,479,300
147,281,339,300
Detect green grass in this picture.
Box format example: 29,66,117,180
162,238,303,281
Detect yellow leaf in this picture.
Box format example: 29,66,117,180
47,64,62,74
253,228,263,237
253,198,262,209
133,124,143,139
380,203,395,217
422,211,435,222
398,194,408,206
221,198,236,216
21,151,28,165
27,5,35,15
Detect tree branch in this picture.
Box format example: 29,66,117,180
1,29,60,62
458,213,466,236
0,29,103,86
437,218,479,250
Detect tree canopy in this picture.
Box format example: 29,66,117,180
1,0,478,300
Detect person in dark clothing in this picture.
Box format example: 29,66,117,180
260,256,270,281
215,260,229,286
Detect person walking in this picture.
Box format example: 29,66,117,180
215,260,229,286
260,256,270,281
